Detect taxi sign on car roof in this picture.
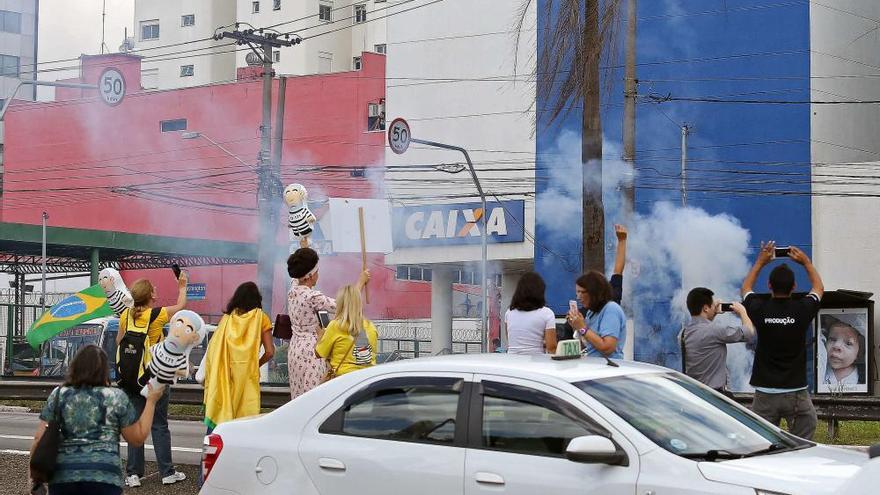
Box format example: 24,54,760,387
551,339,582,360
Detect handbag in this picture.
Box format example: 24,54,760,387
322,339,355,383
273,314,292,340
30,388,63,483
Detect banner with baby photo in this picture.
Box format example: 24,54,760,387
816,308,870,394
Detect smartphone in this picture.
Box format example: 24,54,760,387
720,303,734,312
171,264,181,280
317,311,331,329
569,300,579,313
774,246,791,258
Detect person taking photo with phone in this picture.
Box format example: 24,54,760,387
680,287,755,396
741,241,824,439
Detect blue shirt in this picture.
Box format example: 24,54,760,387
583,301,626,359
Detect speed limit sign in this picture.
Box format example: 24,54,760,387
99,68,126,106
388,118,411,154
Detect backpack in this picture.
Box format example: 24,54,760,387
116,307,161,395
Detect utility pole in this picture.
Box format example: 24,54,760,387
41,212,48,312
622,0,637,216
214,26,299,312
582,0,605,273
681,124,690,207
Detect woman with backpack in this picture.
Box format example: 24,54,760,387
315,285,379,378
114,275,188,488
29,345,163,495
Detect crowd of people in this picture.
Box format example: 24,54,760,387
28,227,837,492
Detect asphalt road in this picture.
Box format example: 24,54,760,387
0,411,206,465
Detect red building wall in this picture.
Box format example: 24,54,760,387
1,52,429,320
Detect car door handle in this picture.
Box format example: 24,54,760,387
475,472,505,485
318,457,346,471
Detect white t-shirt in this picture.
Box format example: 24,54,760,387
505,307,556,355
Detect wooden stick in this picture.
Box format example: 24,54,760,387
358,207,370,304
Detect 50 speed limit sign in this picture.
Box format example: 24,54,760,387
388,118,411,155
99,68,126,106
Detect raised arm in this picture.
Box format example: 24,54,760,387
731,302,756,341
741,241,775,298
613,224,627,276
789,246,824,299
163,271,189,316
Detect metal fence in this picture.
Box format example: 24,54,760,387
375,318,483,358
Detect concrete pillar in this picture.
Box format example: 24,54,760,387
431,267,453,355
500,271,521,349
89,248,100,285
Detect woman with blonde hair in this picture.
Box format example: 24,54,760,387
315,285,379,378
114,274,188,487
286,248,369,398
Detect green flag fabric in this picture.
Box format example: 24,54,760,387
26,284,113,349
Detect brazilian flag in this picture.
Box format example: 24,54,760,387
26,284,113,349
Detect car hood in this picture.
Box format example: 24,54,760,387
698,445,866,495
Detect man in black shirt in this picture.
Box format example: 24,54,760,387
741,241,823,439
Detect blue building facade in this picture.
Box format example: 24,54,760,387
535,1,814,369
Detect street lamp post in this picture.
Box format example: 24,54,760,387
41,212,48,312
388,118,490,353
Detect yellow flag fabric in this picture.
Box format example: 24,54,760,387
203,309,265,429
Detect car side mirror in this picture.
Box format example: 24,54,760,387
565,435,629,466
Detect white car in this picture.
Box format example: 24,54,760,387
200,354,867,495
834,445,879,494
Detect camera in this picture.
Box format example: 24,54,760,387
774,246,791,258
720,303,734,312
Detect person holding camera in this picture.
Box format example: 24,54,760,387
680,287,755,396
741,241,824,439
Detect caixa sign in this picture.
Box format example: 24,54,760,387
393,200,524,247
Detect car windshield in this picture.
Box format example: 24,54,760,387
575,373,808,459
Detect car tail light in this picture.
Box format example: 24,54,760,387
202,433,224,482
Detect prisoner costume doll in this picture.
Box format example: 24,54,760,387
140,310,206,397
98,268,133,316
284,183,317,248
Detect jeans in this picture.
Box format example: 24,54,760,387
126,387,175,478
752,389,818,440
48,482,122,495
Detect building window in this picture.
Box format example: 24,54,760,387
181,14,195,27
395,266,433,282
140,20,159,40
0,10,21,34
252,1,260,13
319,1,332,21
354,4,367,23
0,55,19,77
273,50,280,62
180,64,194,77
273,0,281,10
374,43,386,54
352,56,362,70
318,51,332,73
160,119,187,133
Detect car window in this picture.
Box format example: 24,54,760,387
322,377,463,446
480,381,596,457
575,373,808,458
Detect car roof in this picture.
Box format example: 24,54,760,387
370,353,670,383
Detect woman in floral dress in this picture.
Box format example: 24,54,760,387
286,247,370,399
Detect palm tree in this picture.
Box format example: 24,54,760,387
517,0,623,272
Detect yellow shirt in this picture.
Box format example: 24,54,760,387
316,319,379,376
119,307,170,359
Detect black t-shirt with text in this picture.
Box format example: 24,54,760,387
744,292,820,388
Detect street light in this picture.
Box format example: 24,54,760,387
0,80,98,121
181,131,252,169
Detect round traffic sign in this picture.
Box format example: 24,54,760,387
99,68,126,106
388,118,411,155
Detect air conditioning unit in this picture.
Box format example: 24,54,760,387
245,52,262,66
368,103,380,117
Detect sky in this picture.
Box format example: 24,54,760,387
0,1,133,293
35,0,133,100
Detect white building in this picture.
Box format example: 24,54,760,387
0,0,37,162
133,0,391,90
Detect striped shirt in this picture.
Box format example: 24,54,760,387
147,342,187,384
288,205,314,236
106,289,129,316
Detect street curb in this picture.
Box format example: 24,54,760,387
0,406,29,413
